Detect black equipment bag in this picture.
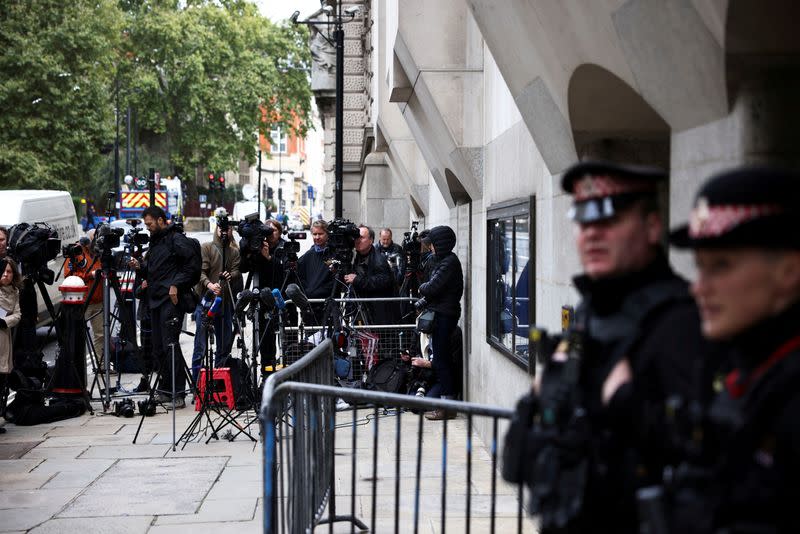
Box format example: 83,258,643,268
365,359,408,394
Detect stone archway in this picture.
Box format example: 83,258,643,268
568,63,670,167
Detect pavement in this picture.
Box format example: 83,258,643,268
0,231,536,533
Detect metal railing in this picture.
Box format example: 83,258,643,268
260,341,528,533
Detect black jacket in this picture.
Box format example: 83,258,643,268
242,238,288,291
143,224,198,309
419,252,463,318
566,254,705,534
375,241,405,284
350,246,398,324
704,302,800,534
297,246,336,299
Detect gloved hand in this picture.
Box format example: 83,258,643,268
0,319,7,329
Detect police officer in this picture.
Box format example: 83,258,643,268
670,166,800,533
521,161,706,533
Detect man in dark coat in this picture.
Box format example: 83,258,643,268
517,161,706,533
418,225,464,420
297,219,336,325
133,206,198,409
375,228,405,285
344,225,398,325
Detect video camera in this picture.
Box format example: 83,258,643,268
91,223,124,257
283,230,306,262
7,222,61,284
237,213,274,255
402,220,422,274
327,218,360,267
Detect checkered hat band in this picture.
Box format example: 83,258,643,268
573,175,655,202
688,204,784,238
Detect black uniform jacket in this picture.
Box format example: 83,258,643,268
708,302,800,534
571,254,705,534
419,251,463,318
297,245,336,299
242,238,288,291
350,246,398,324
143,224,197,309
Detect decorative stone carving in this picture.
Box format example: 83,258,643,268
310,26,336,92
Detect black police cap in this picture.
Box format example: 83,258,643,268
562,160,666,223
670,166,800,249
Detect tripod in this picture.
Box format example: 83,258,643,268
81,256,140,410
131,315,194,445
178,308,256,447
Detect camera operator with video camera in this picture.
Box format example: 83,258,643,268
503,161,706,533
297,220,336,324
343,225,399,325
128,206,199,409
62,232,105,365
191,219,240,382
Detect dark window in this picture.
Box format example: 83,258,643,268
486,197,535,371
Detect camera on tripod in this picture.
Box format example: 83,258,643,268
7,222,61,284
237,213,274,255
91,223,124,257
402,221,422,271
327,218,360,267
282,230,306,260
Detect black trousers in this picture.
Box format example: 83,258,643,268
150,300,186,397
431,313,458,397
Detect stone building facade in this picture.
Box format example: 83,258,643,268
310,0,800,437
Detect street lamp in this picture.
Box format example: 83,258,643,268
291,2,359,219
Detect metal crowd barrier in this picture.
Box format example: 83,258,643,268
260,344,529,533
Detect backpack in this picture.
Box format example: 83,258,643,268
170,230,202,288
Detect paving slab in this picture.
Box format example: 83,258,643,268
0,458,42,474
0,487,83,510
0,503,65,532
58,456,228,517
0,441,42,459
27,516,154,534
0,471,55,490
153,497,258,525
22,445,87,460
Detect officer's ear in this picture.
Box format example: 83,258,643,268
644,210,663,246
773,250,800,296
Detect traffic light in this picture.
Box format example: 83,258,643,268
267,187,274,199
218,174,225,190
208,173,216,190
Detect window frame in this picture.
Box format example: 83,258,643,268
270,127,288,154
485,196,536,372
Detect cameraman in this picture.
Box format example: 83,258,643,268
297,220,336,323
240,218,288,373
129,207,197,409
192,222,240,382
375,228,405,285
343,225,398,324
62,233,104,365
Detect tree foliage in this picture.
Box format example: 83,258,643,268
0,0,122,190
0,0,313,193
121,0,312,173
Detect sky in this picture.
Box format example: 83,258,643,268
253,0,323,23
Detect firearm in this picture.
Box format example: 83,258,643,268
502,325,590,530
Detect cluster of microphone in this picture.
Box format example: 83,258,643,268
233,283,315,319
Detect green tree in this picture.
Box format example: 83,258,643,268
0,0,123,190
120,0,312,174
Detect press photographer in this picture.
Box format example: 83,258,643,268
62,233,104,363
192,212,241,382
343,225,399,325
129,206,201,409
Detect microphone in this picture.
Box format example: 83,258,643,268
206,296,223,318
286,283,310,311
234,289,254,315
271,288,286,311
258,288,276,311
200,290,215,310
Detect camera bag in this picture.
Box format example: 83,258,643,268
416,309,435,334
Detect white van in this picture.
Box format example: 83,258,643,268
0,190,83,321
